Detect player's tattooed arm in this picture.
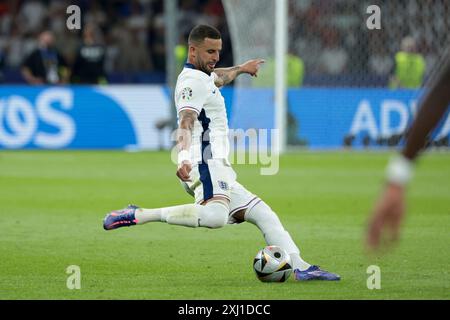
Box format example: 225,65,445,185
177,109,197,151
176,110,197,181
214,59,265,87
213,66,242,87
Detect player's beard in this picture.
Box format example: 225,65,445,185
197,58,214,75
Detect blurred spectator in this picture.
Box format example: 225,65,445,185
178,0,200,37
54,28,81,67
21,30,69,84
103,24,121,74
84,0,108,30
345,25,369,76
71,24,107,84
17,0,47,34
197,1,221,28
48,0,69,37
252,52,305,88
317,29,348,75
0,0,230,83
368,45,393,77
150,14,166,72
116,25,152,73
126,0,149,44
0,1,15,36
5,24,35,68
389,36,426,89
368,33,394,77
0,0,446,85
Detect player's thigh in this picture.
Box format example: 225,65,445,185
193,159,234,204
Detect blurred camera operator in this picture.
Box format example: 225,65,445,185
21,30,69,85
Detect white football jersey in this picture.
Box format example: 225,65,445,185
175,63,230,164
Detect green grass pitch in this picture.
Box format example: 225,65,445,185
0,150,449,300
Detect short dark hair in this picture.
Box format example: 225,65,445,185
188,25,221,45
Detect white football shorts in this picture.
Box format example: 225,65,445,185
181,158,261,224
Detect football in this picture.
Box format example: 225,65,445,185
253,246,293,282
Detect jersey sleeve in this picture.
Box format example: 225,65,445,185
175,77,208,115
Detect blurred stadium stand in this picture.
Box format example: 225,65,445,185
287,0,449,88
0,0,448,86
0,0,231,84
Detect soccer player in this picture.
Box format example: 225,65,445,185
367,52,450,250
103,25,340,281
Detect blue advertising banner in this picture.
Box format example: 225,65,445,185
287,88,449,148
223,88,449,149
1,86,448,150
0,86,172,149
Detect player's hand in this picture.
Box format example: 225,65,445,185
366,183,406,251
240,59,265,77
176,161,192,182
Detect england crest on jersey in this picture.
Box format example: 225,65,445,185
218,180,229,191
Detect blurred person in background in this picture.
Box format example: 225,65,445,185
71,24,107,84
21,30,69,85
368,32,394,79
17,0,47,34
390,36,426,89
252,52,305,88
83,0,108,31
317,28,348,76
150,14,166,72
367,51,450,250
116,24,153,73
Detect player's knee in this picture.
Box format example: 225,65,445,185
201,200,229,229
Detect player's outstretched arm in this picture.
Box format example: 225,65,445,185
176,109,197,182
214,59,265,87
366,54,450,251
402,57,450,161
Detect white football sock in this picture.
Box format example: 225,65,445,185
245,200,311,271
135,208,162,223
135,200,229,229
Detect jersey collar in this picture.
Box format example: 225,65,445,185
184,62,196,69
184,62,212,76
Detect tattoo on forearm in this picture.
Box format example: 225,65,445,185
179,110,196,131
178,110,196,150
215,66,241,86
